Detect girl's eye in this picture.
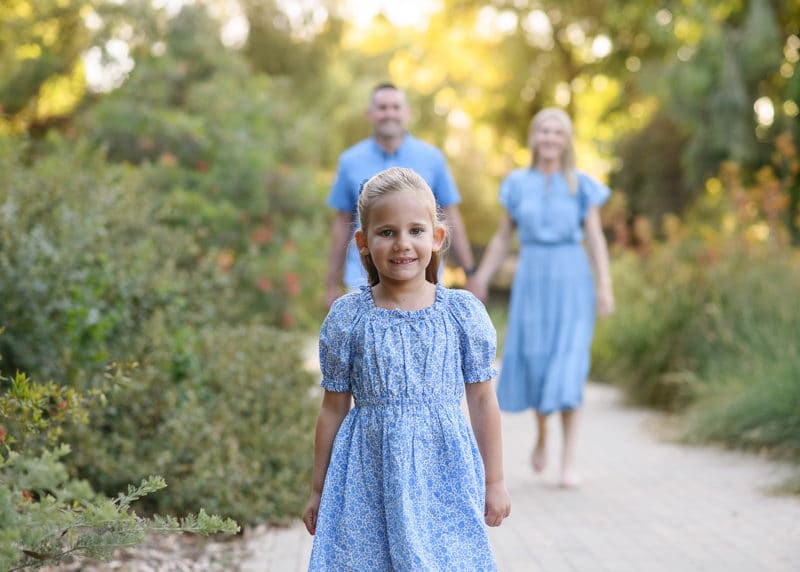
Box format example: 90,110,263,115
380,229,393,237
410,227,424,235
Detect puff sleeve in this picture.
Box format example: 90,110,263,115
578,172,611,224
498,172,519,221
318,296,356,392
448,290,499,383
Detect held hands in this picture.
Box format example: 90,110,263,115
484,481,511,527
303,491,322,535
466,275,489,303
325,284,343,309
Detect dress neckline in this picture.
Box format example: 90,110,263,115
362,283,445,319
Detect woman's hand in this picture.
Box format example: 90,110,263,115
484,481,511,527
597,283,615,317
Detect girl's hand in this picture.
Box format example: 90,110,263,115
303,491,322,535
484,481,511,527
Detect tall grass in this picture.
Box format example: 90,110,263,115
593,240,800,468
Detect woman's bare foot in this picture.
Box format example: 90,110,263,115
531,444,546,473
558,472,581,489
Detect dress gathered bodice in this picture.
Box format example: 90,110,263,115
309,284,500,571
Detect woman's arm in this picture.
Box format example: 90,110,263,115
584,206,615,316
465,381,511,527
466,212,515,302
303,390,352,534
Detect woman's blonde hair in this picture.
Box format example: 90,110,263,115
357,167,447,286
529,107,578,194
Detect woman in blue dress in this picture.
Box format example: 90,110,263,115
303,167,511,570
468,108,615,489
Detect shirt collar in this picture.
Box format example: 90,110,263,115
369,132,410,158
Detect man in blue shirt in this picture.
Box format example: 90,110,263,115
325,83,476,307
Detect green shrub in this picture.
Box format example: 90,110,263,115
78,6,330,331
0,138,195,383
679,257,800,461
0,364,238,571
592,246,710,410
683,351,800,460
0,136,318,523
592,194,800,468
67,323,317,525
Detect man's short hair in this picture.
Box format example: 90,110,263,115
371,82,399,95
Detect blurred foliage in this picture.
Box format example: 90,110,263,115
0,361,238,571
76,4,330,330
592,133,799,466
3,0,798,239
0,0,89,120
68,323,317,525
0,137,317,523
0,138,186,383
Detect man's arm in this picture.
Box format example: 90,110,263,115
325,211,353,308
441,205,475,275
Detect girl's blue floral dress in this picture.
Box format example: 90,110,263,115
309,284,499,571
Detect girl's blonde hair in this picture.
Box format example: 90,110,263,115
357,167,447,286
529,107,578,194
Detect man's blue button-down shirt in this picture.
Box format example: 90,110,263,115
328,134,461,288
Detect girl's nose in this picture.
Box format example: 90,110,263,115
393,234,409,251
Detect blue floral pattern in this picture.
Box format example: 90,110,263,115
309,284,499,571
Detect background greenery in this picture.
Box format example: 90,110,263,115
1,3,798,565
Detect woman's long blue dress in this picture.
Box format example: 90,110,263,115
309,284,499,571
495,169,610,414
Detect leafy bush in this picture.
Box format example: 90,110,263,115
0,137,195,383
78,5,330,331
0,138,317,523
0,363,238,571
592,163,800,469
68,323,317,525
592,245,710,410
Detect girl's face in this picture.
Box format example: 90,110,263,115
355,189,445,287
530,116,568,165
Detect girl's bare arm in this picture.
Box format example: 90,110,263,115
466,381,511,527
303,390,352,534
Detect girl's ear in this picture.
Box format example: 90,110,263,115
432,225,446,252
354,229,369,254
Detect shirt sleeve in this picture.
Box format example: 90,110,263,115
578,173,611,223
431,153,461,208
327,160,356,213
449,290,498,383
498,174,517,221
318,298,354,392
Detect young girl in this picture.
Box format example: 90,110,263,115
303,167,511,570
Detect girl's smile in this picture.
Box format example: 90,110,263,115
355,188,445,288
